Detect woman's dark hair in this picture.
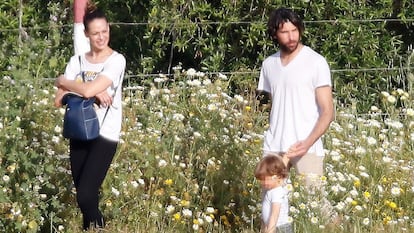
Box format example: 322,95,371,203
254,155,288,180
267,7,304,41
83,2,108,31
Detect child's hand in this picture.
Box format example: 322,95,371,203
281,154,290,167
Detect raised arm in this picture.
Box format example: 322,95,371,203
74,0,88,23
73,0,90,55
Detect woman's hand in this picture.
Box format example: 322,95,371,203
55,75,66,88
54,88,68,107
95,91,113,108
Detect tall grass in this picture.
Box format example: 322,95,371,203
1,65,414,232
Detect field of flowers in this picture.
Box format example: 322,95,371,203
1,64,414,233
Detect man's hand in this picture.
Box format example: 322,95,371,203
286,140,311,158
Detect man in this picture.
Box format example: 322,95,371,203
73,0,90,54
258,7,334,187
257,9,336,225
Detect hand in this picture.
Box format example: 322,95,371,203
286,140,311,158
54,88,68,107
95,91,113,107
54,75,66,88
281,154,290,167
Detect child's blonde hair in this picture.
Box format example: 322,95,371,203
254,155,288,180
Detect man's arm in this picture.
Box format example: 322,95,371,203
287,86,334,157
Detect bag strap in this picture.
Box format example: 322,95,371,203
98,53,123,128
78,55,86,82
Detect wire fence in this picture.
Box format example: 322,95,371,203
1,17,414,32
20,65,414,85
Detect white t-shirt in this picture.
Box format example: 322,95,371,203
257,46,331,157
64,51,126,141
262,186,290,227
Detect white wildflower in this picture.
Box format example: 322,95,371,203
158,159,168,167
166,205,175,214
366,137,377,145
111,187,120,196
182,208,192,218
192,224,199,231
172,113,185,122
391,187,401,196
206,207,215,214
131,180,139,188
406,108,414,117
387,95,397,104
370,106,379,112
218,73,227,80
186,68,197,76
381,91,390,97
2,175,10,182
138,178,145,185
205,215,213,223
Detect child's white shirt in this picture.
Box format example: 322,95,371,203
262,185,290,227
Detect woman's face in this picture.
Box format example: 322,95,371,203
85,18,110,51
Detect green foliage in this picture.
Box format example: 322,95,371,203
4,0,413,111
300,0,407,111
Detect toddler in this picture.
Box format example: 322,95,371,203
255,155,292,233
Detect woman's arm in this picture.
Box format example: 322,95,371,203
55,74,112,99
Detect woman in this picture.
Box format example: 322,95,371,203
54,2,125,230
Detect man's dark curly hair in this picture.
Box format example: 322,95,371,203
267,7,304,43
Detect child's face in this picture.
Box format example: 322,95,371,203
258,175,282,190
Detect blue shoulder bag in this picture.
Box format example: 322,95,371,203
62,92,100,140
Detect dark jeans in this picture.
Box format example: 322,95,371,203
69,136,117,230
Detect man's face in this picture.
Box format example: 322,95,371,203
274,21,300,54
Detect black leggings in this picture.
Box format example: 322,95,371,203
69,136,117,230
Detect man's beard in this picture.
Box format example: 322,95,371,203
280,41,299,54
